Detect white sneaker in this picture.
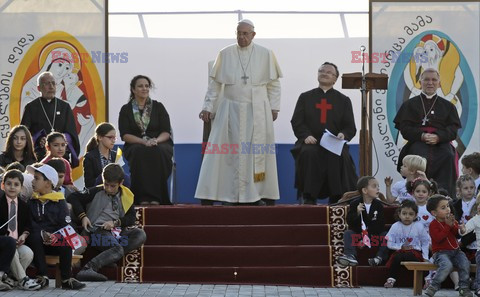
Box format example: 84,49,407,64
19,277,41,291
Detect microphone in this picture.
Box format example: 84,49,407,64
360,45,366,52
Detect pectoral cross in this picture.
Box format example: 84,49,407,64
315,98,333,124
241,74,249,84
422,116,428,126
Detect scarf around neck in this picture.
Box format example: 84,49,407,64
132,98,152,137
33,191,65,203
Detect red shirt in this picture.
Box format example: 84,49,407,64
429,219,459,254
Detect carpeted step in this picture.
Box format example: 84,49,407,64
142,245,331,267
134,266,332,287
143,224,329,245
143,205,328,225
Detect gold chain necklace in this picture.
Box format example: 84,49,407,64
237,45,254,84
420,94,438,126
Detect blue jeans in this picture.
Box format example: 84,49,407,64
475,250,480,289
431,249,470,291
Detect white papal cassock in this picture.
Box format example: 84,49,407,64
195,42,282,203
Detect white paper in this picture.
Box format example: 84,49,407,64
320,129,347,156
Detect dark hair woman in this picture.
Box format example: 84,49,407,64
118,75,173,205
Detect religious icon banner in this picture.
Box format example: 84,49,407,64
0,0,107,185
370,1,480,189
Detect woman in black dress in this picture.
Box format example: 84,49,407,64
118,75,173,205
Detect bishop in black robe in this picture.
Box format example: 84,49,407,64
291,87,358,204
21,96,80,162
394,93,461,197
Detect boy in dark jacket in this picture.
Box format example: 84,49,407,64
25,164,85,290
337,176,389,266
69,163,146,281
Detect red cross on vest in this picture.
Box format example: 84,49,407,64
315,98,332,124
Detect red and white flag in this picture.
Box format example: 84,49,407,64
111,227,122,240
57,225,83,250
360,213,371,248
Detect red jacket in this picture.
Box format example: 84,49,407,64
429,219,459,254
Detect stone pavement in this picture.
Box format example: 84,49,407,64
0,282,465,296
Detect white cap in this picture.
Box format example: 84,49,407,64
238,19,254,28
27,164,58,187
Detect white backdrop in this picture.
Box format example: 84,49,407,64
108,37,369,144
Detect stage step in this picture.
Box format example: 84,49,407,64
111,205,405,287
143,205,328,225
142,245,331,267
144,224,329,245
138,266,331,287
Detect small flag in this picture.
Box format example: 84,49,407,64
115,147,125,167
111,227,122,239
360,213,371,248
57,225,82,250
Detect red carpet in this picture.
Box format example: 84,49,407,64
74,204,432,288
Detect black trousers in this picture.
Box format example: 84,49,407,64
26,231,72,280
0,236,16,273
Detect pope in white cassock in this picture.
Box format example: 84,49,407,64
195,19,282,205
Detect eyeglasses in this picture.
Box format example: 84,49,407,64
40,81,56,86
236,31,253,37
104,136,117,141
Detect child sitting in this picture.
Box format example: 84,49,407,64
461,152,480,195
45,158,71,197
407,178,437,234
454,175,478,258
337,176,388,266
384,200,430,288
424,195,473,297
25,164,85,290
385,154,427,204
68,163,146,281
460,203,480,296
0,169,40,290
40,132,77,192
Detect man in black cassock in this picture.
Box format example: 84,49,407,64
20,72,80,163
394,68,461,197
291,62,358,204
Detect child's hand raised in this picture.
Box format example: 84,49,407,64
416,171,427,180
357,202,365,215
445,213,455,226
384,176,393,187
459,223,466,234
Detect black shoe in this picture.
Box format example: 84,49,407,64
368,256,383,266
251,200,266,206
200,199,215,206
76,268,108,281
61,278,86,290
221,202,238,206
337,254,358,266
36,276,49,289
262,199,276,206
